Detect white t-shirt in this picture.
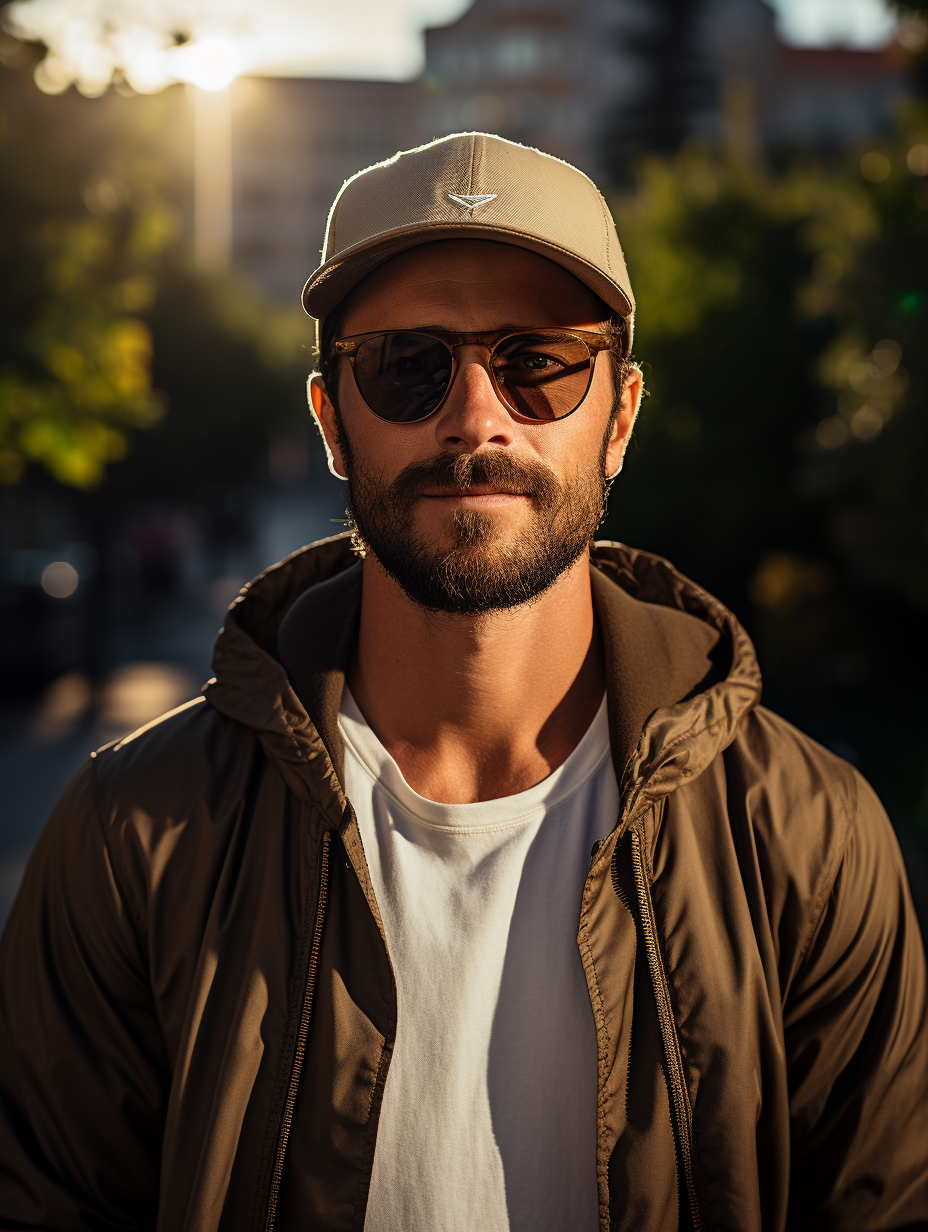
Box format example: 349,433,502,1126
338,687,620,1232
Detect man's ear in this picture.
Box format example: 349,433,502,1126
603,366,644,479
308,372,348,480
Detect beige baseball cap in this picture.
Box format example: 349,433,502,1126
302,131,635,339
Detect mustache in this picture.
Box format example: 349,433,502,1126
388,451,560,505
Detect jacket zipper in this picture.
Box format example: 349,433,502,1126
629,827,702,1231
265,828,331,1232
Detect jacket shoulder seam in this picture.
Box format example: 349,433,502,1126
89,752,148,945
792,758,858,974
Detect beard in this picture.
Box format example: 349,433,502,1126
337,420,611,616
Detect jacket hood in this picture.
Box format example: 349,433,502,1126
204,534,761,829
590,545,761,830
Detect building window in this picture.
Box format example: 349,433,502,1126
493,32,552,77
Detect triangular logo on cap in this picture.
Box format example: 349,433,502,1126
447,193,497,213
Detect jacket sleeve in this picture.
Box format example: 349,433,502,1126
785,769,928,1228
0,759,168,1230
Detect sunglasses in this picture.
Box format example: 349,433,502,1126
332,328,615,424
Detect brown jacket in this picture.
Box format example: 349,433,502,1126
0,535,926,1232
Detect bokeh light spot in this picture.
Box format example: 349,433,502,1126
868,340,901,375
860,151,891,182
40,561,79,598
907,144,928,177
850,405,883,441
815,416,849,450
173,37,240,90
898,292,922,315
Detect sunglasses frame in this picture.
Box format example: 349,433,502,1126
331,327,615,424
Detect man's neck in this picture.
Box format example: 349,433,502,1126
347,551,604,804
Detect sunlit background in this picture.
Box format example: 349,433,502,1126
0,0,926,928
3,0,904,91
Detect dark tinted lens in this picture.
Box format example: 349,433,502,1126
491,332,592,421
353,332,453,422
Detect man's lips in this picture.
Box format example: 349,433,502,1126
419,487,530,507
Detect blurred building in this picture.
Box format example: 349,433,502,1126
232,77,419,302
699,0,909,150
765,44,908,148
229,0,909,303
417,0,648,175
230,0,651,301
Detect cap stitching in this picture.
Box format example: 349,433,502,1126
468,133,477,196
597,192,612,270
326,198,339,260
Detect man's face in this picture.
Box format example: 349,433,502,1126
311,239,641,615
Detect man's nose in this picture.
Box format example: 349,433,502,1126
433,353,515,453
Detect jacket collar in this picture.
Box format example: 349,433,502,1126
590,545,761,831
205,533,761,829
205,534,358,820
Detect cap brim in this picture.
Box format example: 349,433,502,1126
302,222,635,322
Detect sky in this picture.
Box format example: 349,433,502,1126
4,0,473,91
4,0,900,96
772,0,897,48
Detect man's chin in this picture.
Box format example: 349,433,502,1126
417,504,526,550
349,468,605,615
364,529,586,617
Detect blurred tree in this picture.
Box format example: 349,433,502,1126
0,27,320,693
604,98,928,831
0,31,314,499
0,36,185,487
108,265,314,503
890,0,928,96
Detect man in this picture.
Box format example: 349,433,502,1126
0,132,926,1231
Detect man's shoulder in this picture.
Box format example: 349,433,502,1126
75,695,285,930
720,705,893,953
730,703,859,837
90,693,262,842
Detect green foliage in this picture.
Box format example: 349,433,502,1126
605,108,928,820
108,264,314,503
0,35,314,495
0,37,185,487
0,211,176,487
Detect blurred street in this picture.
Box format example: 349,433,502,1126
0,481,345,928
